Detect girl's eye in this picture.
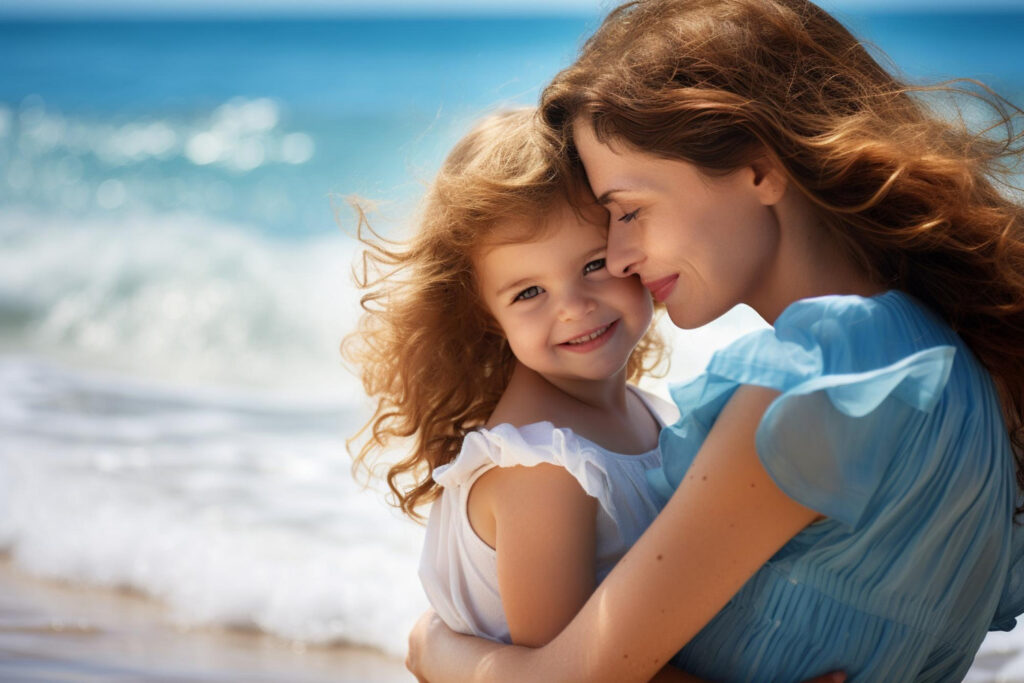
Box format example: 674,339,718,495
583,258,606,275
618,209,640,224
513,285,542,302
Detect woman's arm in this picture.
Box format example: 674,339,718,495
407,612,843,683
411,385,822,682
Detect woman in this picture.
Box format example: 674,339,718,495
407,0,1024,680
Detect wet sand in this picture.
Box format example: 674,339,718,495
0,558,410,682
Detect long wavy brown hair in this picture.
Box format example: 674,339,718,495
540,0,1024,497
344,108,666,520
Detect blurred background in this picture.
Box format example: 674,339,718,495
0,0,1022,680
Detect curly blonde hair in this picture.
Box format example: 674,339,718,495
344,108,666,520
540,0,1024,495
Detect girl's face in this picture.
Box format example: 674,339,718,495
573,119,784,329
474,201,653,383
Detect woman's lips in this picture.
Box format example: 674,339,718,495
643,275,679,303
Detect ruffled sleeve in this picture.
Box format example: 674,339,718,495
434,422,622,528
651,294,956,530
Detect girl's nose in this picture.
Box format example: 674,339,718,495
606,221,643,277
558,289,597,322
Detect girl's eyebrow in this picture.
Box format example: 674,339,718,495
495,276,536,299
494,245,606,299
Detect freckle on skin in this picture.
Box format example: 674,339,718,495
657,554,663,561
701,475,707,481
750,483,756,488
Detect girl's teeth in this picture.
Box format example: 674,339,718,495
568,324,610,345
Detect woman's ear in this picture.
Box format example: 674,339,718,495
749,156,788,206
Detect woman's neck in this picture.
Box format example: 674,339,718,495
750,188,885,324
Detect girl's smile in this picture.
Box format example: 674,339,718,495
558,319,620,351
473,201,653,384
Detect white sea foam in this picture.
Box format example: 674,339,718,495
0,206,366,393
0,359,427,657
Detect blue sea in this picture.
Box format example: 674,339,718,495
1,9,1023,676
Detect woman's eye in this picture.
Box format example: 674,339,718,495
513,285,542,302
583,258,606,275
618,209,640,224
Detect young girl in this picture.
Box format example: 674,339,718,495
406,1,1024,681
345,109,679,650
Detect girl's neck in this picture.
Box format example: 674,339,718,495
494,363,629,420
544,366,630,413
486,363,660,455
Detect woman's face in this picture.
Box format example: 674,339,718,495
573,118,784,329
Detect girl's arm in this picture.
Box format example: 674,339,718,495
480,462,703,681
410,385,822,682
480,461,598,645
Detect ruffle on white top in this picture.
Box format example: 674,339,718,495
419,389,673,643
433,423,651,536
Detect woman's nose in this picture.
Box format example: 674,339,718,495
606,222,643,277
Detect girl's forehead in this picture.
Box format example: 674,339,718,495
479,204,606,255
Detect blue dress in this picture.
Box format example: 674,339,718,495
647,291,1024,682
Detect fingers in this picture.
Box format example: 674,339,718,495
406,609,439,682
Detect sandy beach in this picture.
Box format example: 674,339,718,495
0,557,410,682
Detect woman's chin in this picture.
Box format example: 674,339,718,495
666,305,711,330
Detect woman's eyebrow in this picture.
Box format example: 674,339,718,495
596,186,651,205
595,189,626,205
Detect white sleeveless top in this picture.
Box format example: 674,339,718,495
418,387,677,643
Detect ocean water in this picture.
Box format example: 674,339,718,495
1,10,1023,665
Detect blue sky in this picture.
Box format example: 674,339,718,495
1,0,1022,16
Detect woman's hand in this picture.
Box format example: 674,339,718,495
406,609,534,683
406,609,442,682
407,609,505,682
